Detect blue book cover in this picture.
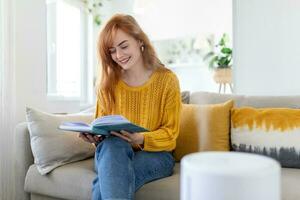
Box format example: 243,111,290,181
59,115,149,136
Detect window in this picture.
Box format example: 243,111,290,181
46,0,94,104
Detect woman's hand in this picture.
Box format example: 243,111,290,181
78,133,104,144
110,130,144,145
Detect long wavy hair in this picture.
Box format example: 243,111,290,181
96,14,166,113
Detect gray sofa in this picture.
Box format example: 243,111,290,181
15,91,300,200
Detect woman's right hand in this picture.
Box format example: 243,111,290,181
78,133,103,144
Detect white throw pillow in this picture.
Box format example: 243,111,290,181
26,107,95,175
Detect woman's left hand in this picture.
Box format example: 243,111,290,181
110,130,144,145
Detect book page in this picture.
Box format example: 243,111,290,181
92,115,130,126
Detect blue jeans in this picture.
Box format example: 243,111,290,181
92,136,175,200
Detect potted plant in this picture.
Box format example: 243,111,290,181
204,33,233,85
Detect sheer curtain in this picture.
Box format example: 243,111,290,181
0,0,16,199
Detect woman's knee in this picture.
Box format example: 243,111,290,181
96,136,132,154
104,136,131,147
94,136,134,165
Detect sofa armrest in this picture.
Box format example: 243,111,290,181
14,122,34,200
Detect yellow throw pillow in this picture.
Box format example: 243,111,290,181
231,107,300,168
173,100,233,161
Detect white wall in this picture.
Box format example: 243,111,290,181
134,0,232,40
1,0,16,199
233,0,300,95
15,0,46,123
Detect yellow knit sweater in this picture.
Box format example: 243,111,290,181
95,68,181,152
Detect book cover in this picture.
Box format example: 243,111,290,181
59,115,149,136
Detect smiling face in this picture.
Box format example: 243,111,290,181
108,29,143,71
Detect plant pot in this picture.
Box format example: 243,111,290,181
213,68,232,84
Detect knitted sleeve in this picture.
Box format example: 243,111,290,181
142,74,182,152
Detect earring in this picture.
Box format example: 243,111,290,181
141,45,145,52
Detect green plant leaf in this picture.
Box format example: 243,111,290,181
223,33,229,43
203,51,214,61
221,47,232,54
94,15,101,26
218,33,230,47
209,56,218,69
218,56,229,66
219,37,225,46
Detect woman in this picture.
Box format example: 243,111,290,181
79,14,181,200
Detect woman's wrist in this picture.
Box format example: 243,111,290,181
136,134,144,146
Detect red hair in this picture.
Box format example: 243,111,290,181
96,14,167,113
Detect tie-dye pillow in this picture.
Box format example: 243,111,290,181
231,107,300,168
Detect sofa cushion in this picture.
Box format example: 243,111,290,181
25,158,180,200
190,91,300,108
31,193,65,200
190,91,245,106
26,108,95,175
24,157,300,200
282,168,300,200
231,107,300,168
173,100,233,161
25,159,94,200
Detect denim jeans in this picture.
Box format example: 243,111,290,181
92,136,175,200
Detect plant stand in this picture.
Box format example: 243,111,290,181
217,83,233,93
213,68,233,93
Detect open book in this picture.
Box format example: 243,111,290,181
59,115,149,136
